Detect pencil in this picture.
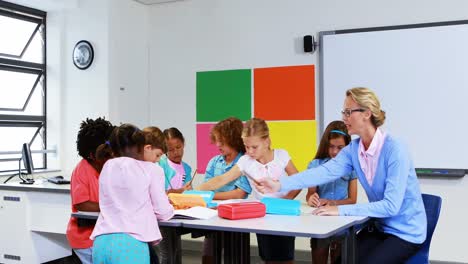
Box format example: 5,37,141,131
187,169,198,185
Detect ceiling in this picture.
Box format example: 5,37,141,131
132,0,183,5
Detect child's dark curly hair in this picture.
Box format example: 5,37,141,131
76,117,115,161
210,117,245,153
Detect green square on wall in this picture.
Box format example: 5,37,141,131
196,69,251,122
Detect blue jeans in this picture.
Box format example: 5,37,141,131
74,247,92,264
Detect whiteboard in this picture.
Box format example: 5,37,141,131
319,21,468,169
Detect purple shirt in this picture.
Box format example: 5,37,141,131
358,128,386,186
91,157,174,244
167,158,185,189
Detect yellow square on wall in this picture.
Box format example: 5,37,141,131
267,120,317,172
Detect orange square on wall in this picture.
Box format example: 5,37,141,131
254,65,315,120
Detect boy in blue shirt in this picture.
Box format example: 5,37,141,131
202,117,251,263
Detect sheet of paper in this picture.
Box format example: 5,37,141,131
172,206,218,220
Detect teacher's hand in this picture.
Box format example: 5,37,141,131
255,177,281,194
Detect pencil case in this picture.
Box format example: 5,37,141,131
218,202,266,220
168,193,206,209
260,197,301,216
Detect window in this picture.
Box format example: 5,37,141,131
0,1,46,173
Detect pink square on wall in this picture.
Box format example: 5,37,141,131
196,123,219,174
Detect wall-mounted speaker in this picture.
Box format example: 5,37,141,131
303,35,316,53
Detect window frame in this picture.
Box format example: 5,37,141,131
0,0,47,173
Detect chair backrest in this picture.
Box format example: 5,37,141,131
405,193,442,264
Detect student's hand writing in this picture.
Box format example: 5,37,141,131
255,177,281,194
183,182,193,191
166,188,185,194
312,205,339,216
307,193,321,207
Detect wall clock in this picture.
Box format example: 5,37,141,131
73,40,94,70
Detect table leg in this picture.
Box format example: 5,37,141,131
341,226,357,264
159,226,182,264
208,231,223,264
223,232,250,264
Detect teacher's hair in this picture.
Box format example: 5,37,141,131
346,87,386,127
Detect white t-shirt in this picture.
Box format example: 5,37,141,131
236,149,291,200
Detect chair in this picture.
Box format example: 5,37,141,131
405,193,442,264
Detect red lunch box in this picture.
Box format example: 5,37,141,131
218,202,266,220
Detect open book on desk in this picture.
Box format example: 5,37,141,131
172,206,218,220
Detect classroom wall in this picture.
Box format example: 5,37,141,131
7,0,150,173
58,0,111,177
146,0,468,262
5,0,467,262
108,0,150,128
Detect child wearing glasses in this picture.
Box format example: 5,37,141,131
197,117,301,264
202,117,252,263
159,127,193,193
257,87,426,264
306,120,357,264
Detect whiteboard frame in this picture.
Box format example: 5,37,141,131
318,20,468,170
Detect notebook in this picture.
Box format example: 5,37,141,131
168,193,206,209
172,206,218,220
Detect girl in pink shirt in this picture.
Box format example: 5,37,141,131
91,124,174,264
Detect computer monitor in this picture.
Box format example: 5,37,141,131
21,143,34,175
2,143,35,184
18,143,34,184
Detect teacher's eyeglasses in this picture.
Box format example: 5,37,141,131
341,108,366,117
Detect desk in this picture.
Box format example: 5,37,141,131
180,214,368,264
73,211,367,264
0,178,71,263
0,177,367,264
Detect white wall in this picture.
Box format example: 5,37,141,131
147,0,468,262
6,0,467,262
58,0,111,176
108,0,150,128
